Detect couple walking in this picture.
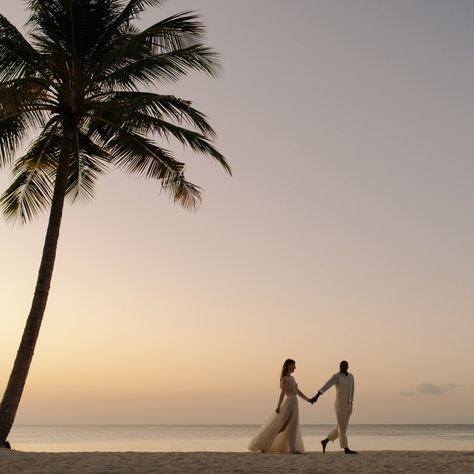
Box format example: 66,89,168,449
248,359,357,454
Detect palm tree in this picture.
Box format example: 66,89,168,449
0,0,230,447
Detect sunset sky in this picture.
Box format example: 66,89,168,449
1,0,473,425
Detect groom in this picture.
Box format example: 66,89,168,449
311,360,357,454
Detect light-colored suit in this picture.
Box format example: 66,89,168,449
319,372,354,448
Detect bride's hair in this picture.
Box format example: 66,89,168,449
280,359,295,381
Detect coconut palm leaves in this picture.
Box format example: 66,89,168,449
0,0,230,224
0,0,229,446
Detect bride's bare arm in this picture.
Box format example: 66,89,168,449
276,379,287,413
297,388,310,402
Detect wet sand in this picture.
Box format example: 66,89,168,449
1,449,473,473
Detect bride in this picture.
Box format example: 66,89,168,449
248,358,311,454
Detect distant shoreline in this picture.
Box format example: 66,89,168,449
9,424,474,452
13,422,474,426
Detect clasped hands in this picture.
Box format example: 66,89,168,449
309,392,321,405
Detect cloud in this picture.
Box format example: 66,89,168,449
417,383,448,395
400,383,459,397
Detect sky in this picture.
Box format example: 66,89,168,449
1,0,473,425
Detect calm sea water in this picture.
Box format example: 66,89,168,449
8,425,474,452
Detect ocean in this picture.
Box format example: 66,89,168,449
8,425,474,452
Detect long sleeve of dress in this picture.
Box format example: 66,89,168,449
350,374,355,402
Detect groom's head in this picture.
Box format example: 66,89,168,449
339,360,349,374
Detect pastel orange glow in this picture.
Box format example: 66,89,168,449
1,0,473,426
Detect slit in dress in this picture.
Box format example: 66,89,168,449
279,413,292,433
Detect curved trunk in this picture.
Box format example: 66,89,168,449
0,129,73,446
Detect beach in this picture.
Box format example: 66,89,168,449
1,450,473,473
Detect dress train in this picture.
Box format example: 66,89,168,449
248,395,305,453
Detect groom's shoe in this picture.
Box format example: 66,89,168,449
321,438,329,453
344,447,358,454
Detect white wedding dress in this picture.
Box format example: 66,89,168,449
248,376,305,453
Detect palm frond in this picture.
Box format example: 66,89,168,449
67,129,110,202
121,113,231,174
0,108,50,155
146,11,209,52
108,129,184,179
91,0,165,61
1,0,228,219
0,77,55,119
104,44,219,89
0,14,43,81
0,113,28,168
162,173,202,210
94,11,219,87
27,0,121,64
87,92,230,174
26,0,76,57
115,0,166,23
0,166,54,223
0,76,52,165
91,91,218,137
108,127,203,209
0,124,60,223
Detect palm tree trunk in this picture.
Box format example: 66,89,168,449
0,129,73,446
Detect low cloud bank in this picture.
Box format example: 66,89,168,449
400,383,459,397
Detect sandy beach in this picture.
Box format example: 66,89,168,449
1,450,473,473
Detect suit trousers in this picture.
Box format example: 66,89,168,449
327,401,352,448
